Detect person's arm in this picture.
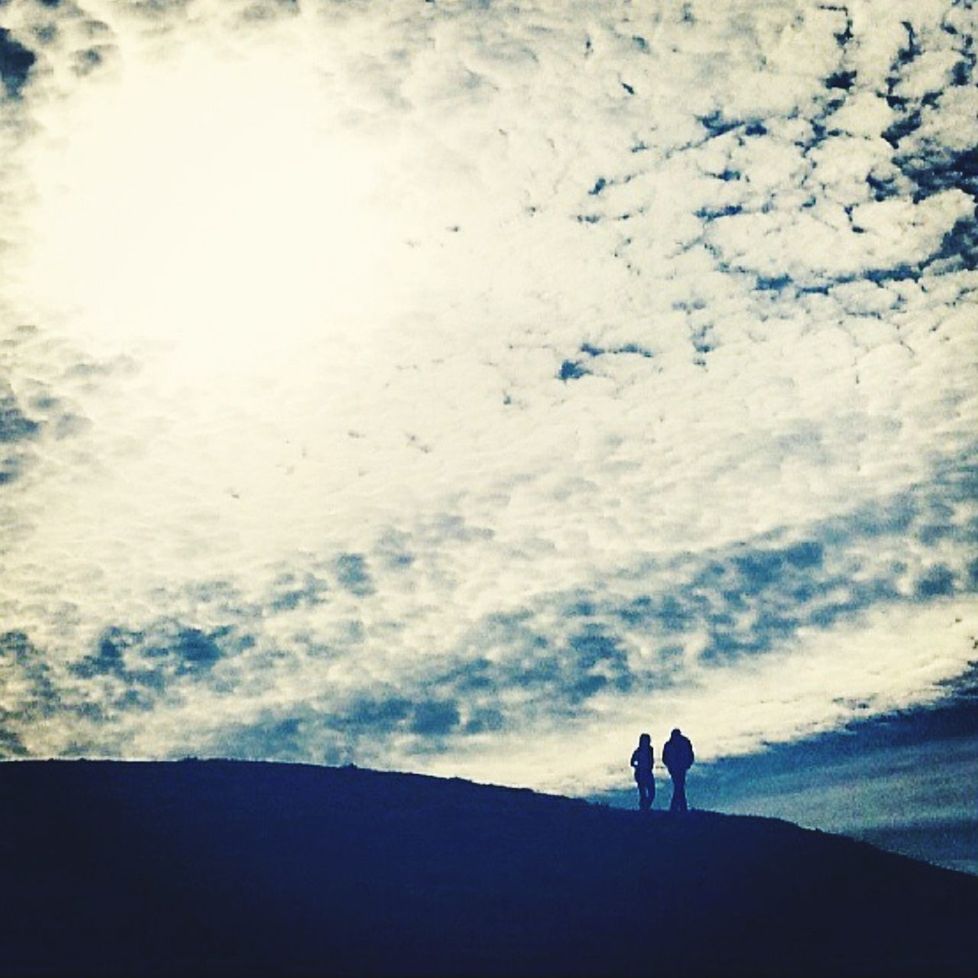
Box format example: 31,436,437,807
630,749,638,769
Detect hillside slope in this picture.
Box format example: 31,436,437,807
2,760,976,977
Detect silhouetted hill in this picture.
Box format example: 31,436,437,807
2,760,977,978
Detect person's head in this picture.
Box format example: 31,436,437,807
671,728,682,739
639,732,651,746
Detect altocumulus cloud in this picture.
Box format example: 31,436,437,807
0,0,975,793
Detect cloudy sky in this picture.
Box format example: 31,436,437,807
1,0,976,860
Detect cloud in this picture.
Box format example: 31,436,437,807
5,451,975,793
0,0,975,795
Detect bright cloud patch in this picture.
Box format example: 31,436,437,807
0,0,976,794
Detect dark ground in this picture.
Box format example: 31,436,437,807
2,760,977,978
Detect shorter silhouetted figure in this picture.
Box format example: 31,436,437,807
663,728,694,813
630,733,655,811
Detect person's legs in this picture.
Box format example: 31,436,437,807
672,770,688,813
669,771,685,812
638,777,654,810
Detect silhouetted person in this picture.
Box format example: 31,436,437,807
663,728,694,813
630,733,655,811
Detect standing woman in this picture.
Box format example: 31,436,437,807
630,732,655,811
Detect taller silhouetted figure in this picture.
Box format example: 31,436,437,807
663,728,694,813
630,733,655,811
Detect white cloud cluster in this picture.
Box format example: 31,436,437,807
0,0,975,794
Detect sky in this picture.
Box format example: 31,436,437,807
0,0,976,864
